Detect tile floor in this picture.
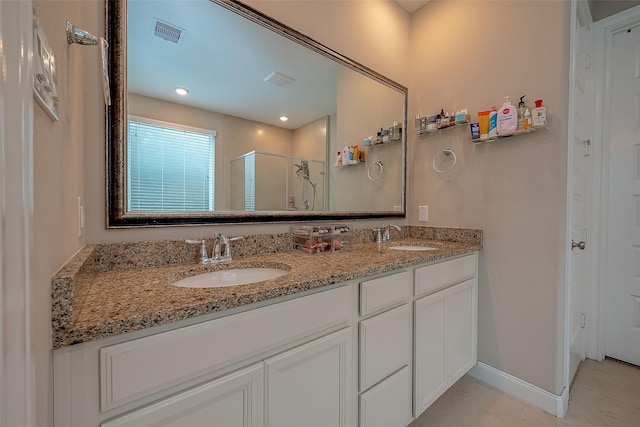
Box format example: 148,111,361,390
409,358,640,427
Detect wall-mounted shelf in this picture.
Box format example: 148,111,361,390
335,160,365,167
471,126,548,143
415,114,469,136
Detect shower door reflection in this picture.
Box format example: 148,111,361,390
230,151,326,211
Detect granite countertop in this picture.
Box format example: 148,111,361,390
52,228,482,349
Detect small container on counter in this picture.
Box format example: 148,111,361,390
291,224,353,254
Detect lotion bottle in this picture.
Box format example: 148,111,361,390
532,99,547,128
497,96,518,136
488,106,498,139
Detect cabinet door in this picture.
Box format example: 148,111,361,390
265,328,351,427
414,291,447,417
101,363,263,427
359,366,412,427
448,279,478,384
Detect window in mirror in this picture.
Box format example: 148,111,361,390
127,117,216,212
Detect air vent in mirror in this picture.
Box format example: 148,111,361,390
152,19,184,45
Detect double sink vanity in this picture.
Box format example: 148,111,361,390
52,226,482,427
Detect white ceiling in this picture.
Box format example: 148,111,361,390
127,1,339,130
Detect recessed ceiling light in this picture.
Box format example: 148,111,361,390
174,87,189,96
280,116,289,122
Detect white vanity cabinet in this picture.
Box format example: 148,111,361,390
413,255,478,417
53,251,479,427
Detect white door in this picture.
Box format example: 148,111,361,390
264,328,351,427
605,22,640,366
101,363,264,427
568,0,593,384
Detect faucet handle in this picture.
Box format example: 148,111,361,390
371,228,383,244
186,239,209,264
224,236,244,258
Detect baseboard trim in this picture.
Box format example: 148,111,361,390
468,362,567,417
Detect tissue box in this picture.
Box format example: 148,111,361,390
291,224,353,254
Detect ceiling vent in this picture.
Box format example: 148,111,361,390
264,71,296,87
152,18,184,45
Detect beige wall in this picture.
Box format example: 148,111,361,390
332,67,404,211
409,0,570,394
32,1,100,425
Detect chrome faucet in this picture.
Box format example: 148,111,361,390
383,224,401,242
212,233,244,262
186,234,245,264
372,225,402,243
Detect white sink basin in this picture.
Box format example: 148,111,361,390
388,245,438,251
172,268,288,288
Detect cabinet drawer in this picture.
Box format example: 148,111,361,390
100,285,351,411
359,366,412,427
360,270,412,315
359,304,411,391
414,253,476,297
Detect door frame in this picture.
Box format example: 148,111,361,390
590,4,640,361
564,0,593,402
0,0,35,426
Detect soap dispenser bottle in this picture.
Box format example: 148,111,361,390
497,96,518,136
517,95,526,130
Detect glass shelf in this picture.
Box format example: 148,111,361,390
415,114,469,136
471,126,548,143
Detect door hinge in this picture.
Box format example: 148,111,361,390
583,139,591,156
585,54,592,70
580,314,586,328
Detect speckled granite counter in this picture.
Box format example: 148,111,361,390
52,226,482,349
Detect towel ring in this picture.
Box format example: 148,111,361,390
367,161,384,180
432,148,457,173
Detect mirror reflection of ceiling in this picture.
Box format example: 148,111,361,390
127,0,339,130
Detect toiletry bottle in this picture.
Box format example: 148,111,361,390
391,121,400,140
532,99,547,128
517,95,526,130
523,108,532,129
342,145,349,164
478,110,490,141
337,151,342,166
455,109,468,125
438,109,448,128
497,96,518,136
488,106,498,139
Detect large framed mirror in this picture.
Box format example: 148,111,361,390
107,0,407,227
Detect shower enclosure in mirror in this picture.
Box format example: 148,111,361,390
107,0,407,226
230,152,326,212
